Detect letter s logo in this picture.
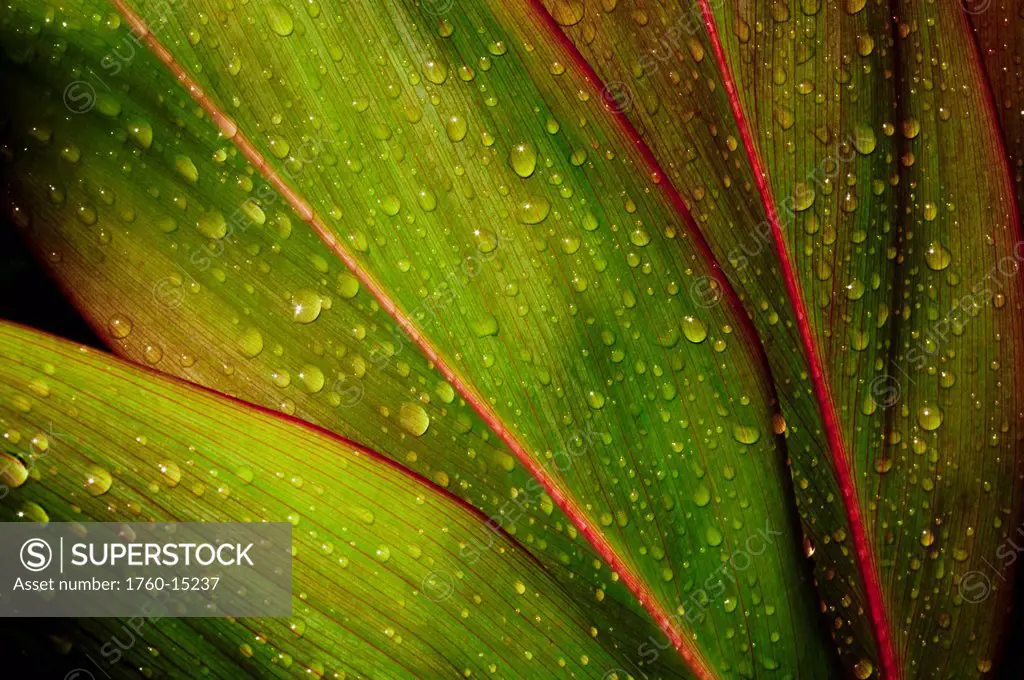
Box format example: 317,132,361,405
20,538,53,572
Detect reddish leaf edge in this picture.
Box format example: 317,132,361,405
107,0,721,677
963,4,1024,229
687,2,899,678
0,318,553,567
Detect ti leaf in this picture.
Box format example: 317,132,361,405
0,321,679,678
542,0,1024,677
0,0,839,678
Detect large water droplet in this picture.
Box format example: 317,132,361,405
197,210,227,239
290,290,322,324
516,197,550,224
509,143,538,178
681,316,708,343
917,405,943,431
266,3,295,36
924,241,951,271
84,465,112,496
400,403,430,437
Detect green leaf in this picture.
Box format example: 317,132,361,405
0,0,837,678
0,320,688,678
542,0,1024,677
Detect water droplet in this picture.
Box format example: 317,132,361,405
266,3,295,36
400,403,430,437
853,124,876,154
681,316,708,343
920,528,935,547
127,120,153,150
509,142,537,178
693,484,711,507
267,135,290,159
237,327,264,358
417,188,437,212
551,0,584,25
853,659,873,679
158,460,181,487
793,182,815,211
298,364,325,393
174,155,199,184
18,501,48,524
472,315,499,337
380,195,401,216
197,210,227,239
108,315,133,339
445,115,467,142
924,241,951,271
705,526,723,547
290,290,323,323
84,465,112,496
516,197,550,224
732,425,761,445
0,453,28,488
423,60,448,84
902,118,921,139
95,93,121,117
917,405,943,431
337,273,360,299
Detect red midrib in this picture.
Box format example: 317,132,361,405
692,1,898,678
108,1,715,677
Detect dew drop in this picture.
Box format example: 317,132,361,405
509,143,538,178
266,3,295,36
550,0,584,25
853,124,876,155
917,405,943,431
400,403,430,437
422,60,448,84
471,315,499,337
290,290,323,324
705,526,723,547
445,115,467,142
732,425,761,445
793,182,815,211
924,241,951,271
84,465,112,496
681,316,708,344
127,120,153,150
693,484,711,507
380,195,401,216
0,453,28,489
298,364,325,393
516,197,550,224
197,210,227,239
158,460,181,488
853,659,873,679
108,315,133,339
337,273,360,299
237,327,264,358
174,155,199,184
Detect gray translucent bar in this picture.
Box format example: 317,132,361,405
0,522,292,617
